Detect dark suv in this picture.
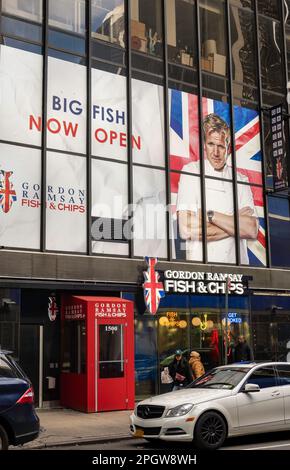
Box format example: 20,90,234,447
0,350,40,450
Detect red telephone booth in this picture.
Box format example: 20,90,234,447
60,296,135,412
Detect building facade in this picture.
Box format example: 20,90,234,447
1,0,290,407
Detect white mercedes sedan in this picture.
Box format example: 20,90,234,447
130,362,290,450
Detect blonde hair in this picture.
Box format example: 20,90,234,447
203,113,231,148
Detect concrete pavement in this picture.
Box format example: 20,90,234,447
13,408,132,449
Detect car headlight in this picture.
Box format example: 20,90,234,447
165,403,193,418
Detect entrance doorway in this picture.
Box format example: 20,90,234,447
19,324,43,407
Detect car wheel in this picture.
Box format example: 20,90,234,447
194,411,227,450
0,424,9,451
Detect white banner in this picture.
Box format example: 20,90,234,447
47,57,87,154
0,143,41,249
46,152,87,252
0,45,42,146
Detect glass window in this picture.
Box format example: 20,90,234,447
258,0,280,20
48,29,86,55
62,321,86,374
48,48,86,64
91,65,127,161
234,104,263,186
0,44,43,146
91,0,125,48
202,99,232,178
173,172,202,261
276,364,290,385
2,0,42,23
262,111,273,189
135,317,157,399
99,324,124,378
169,88,200,173
49,0,86,34
132,78,165,167
285,1,290,83
168,64,197,86
230,0,253,9
1,15,42,42
269,196,290,268
259,16,285,94
131,0,163,58
200,0,227,77
47,55,87,154
167,0,197,72
133,166,167,258
91,40,126,64
230,6,257,87
233,84,258,104
158,310,189,372
91,159,129,256
46,152,87,253
0,144,41,250
206,178,236,264
1,37,42,54
238,184,266,267
246,366,277,388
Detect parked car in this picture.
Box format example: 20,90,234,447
130,361,290,450
0,350,40,450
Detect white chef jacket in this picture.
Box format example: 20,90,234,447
176,160,258,264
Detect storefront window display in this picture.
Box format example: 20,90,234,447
157,294,250,394
252,293,290,362
134,317,158,400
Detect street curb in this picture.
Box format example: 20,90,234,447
23,434,131,450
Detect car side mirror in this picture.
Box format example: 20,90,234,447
243,383,260,393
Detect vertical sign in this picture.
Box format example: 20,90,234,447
270,105,288,191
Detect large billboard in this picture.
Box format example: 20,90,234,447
0,44,266,265
170,90,266,266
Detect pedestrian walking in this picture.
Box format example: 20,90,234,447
189,351,205,379
233,335,254,362
168,349,193,391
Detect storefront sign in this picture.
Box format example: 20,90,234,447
222,312,242,324
64,304,85,320
164,270,245,295
94,302,128,318
270,104,288,192
48,295,58,322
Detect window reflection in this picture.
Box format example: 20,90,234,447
259,16,284,94
131,0,163,58
91,0,125,48
269,196,290,267
166,0,197,70
49,0,86,34
257,0,280,20
284,1,290,82
200,0,227,77
2,0,42,23
230,6,257,87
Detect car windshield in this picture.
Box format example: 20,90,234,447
188,367,250,390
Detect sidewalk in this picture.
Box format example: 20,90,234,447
14,408,132,449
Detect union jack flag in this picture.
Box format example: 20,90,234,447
0,170,17,213
143,257,165,315
169,90,266,266
48,295,58,322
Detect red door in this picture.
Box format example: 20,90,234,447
96,318,129,411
